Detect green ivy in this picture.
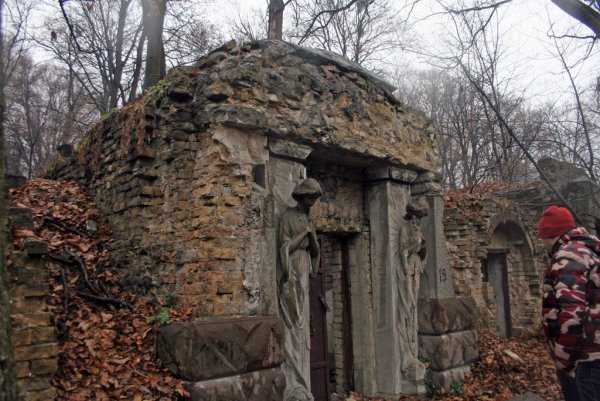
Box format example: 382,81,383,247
147,309,170,325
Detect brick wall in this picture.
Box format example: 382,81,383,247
444,197,545,334
8,208,58,401
46,40,439,319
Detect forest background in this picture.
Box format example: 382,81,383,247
0,1,599,399
2,0,600,190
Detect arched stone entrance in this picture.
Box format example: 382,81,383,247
483,217,541,337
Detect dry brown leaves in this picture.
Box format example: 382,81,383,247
9,179,561,401
9,179,192,401
348,328,561,401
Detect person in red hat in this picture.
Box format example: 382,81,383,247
539,205,600,401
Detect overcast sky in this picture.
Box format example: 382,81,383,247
200,0,599,106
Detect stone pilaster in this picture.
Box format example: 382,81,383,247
366,166,422,397
412,173,479,389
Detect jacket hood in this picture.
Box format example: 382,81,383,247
551,227,600,256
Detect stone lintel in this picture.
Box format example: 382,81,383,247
366,166,418,183
185,367,285,401
419,330,479,371
209,104,268,130
156,316,284,382
418,297,476,335
411,181,442,196
413,171,440,184
268,138,313,162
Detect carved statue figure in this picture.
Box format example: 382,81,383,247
397,200,428,380
278,178,322,401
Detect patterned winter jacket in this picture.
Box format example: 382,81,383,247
542,227,600,374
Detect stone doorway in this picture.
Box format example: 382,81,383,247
310,248,330,401
484,249,512,337
320,235,356,398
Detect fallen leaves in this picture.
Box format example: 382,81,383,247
10,179,192,400
9,179,561,401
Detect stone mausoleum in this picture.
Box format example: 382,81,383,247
444,159,600,339
50,40,478,400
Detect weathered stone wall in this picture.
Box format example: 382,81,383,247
46,39,449,398
8,208,58,401
444,196,545,334
48,40,437,319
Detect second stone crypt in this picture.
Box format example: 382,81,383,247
49,40,479,400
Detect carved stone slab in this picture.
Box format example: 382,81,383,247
185,367,286,401
156,316,284,381
268,138,313,161
419,330,479,371
418,298,476,335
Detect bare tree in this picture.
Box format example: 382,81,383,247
4,52,95,177
0,0,18,397
45,0,145,113
551,0,600,38
287,0,412,69
142,0,166,88
163,1,222,67
230,3,269,43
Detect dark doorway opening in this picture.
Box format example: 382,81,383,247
310,240,330,401
310,236,355,400
485,248,512,337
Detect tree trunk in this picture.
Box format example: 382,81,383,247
0,0,18,397
143,0,166,89
268,0,284,40
551,0,600,37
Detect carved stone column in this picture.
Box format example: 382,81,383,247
366,166,424,397
412,172,479,388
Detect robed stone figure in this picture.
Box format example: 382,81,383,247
278,178,322,401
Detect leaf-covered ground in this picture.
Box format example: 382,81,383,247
10,179,192,400
9,179,561,400
346,329,561,401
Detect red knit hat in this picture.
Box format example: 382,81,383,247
538,206,576,239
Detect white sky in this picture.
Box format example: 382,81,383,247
201,0,599,106
17,0,600,107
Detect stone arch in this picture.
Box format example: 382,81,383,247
482,212,541,336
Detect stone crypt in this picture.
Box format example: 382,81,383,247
50,40,478,400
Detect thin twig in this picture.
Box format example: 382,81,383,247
60,265,69,313
41,216,88,237
64,247,101,296
77,291,131,309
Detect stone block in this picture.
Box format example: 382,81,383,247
430,364,471,389
209,104,267,130
15,361,29,378
268,139,313,161
30,358,59,375
14,343,59,362
32,327,56,344
16,376,52,392
18,387,57,401
24,239,48,256
8,207,34,229
419,330,479,371
11,283,49,297
185,367,285,401
11,312,51,328
418,297,476,335
12,329,32,347
156,316,284,381
5,174,26,190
